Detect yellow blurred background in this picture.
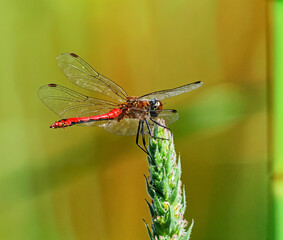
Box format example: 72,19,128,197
0,0,268,240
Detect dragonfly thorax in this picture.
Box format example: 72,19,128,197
117,96,163,120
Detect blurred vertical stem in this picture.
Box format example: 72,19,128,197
273,1,283,240
144,119,193,240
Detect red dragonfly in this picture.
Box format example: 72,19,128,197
38,53,203,154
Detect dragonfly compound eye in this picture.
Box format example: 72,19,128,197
155,100,162,110
150,98,157,106
150,99,163,117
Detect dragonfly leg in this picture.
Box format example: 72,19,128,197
145,119,153,136
136,120,150,156
150,118,170,130
146,119,169,141
141,120,151,156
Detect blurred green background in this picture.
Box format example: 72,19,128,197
0,0,273,240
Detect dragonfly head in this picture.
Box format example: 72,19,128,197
149,98,163,117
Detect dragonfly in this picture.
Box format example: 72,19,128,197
38,53,203,155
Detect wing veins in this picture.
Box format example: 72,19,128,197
66,61,127,100
44,96,117,108
53,85,88,101
42,85,118,106
75,56,128,99
139,81,203,100
59,104,114,116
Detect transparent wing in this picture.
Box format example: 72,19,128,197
153,109,179,125
139,81,203,101
38,84,118,119
56,53,128,102
77,119,115,127
104,118,141,136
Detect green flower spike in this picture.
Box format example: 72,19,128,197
144,119,194,240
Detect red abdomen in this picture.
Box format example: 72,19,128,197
50,108,122,128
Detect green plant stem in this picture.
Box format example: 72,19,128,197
144,119,193,240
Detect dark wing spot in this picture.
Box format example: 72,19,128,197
70,53,79,58
172,110,177,113
48,83,57,87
